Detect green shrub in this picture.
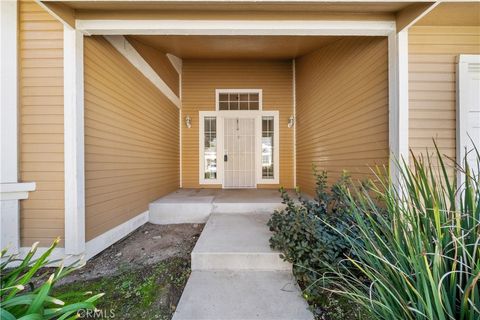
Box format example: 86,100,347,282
267,168,375,306
1,238,103,319
323,143,480,320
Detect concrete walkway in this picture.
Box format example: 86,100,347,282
172,213,313,320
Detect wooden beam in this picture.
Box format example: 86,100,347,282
396,2,439,32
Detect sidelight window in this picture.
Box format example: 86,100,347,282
203,116,217,180
262,116,274,179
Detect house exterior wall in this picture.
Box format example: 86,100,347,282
408,25,480,168
19,0,65,247
181,59,294,189
295,37,389,195
125,36,180,96
84,36,179,241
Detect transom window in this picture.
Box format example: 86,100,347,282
216,89,262,111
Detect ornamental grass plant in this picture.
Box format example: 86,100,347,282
322,143,480,320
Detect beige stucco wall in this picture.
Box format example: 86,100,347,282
408,25,480,167
84,36,180,241
19,0,65,247
181,59,294,189
295,37,389,195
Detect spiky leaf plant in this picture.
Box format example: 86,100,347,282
322,142,480,320
1,239,103,319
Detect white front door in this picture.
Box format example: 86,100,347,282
223,117,256,188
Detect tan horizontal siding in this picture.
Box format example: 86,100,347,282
181,59,294,189
19,0,65,247
126,36,180,96
295,37,389,196
84,36,179,241
408,26,480,171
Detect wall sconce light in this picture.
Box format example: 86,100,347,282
185,115,192,128
287,115,295,128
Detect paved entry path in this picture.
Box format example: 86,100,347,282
172,213,314,320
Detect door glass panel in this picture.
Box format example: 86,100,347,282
262,116,274,179
204,117,217,179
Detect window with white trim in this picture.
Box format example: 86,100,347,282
216,89,262,111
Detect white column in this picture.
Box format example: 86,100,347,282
388,30,409,191
63,25,85,255
0,0,36,253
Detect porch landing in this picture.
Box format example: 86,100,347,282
149,188,292,224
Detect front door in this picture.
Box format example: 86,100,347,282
223,117,256,188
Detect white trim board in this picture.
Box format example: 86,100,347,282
76,20,396,36
85,210,149,260
0,182,36,200
388,29,408,193
292,59,297,188
104,35,181,108
1,0,22,254
167,53,182,75
64,25,86,256
6,211,150,267
457,54,480,188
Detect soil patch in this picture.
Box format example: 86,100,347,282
53,223,203,319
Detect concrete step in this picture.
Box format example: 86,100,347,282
191,213,291,271
149,195,213,224
148,189,290,224
172,270,313,320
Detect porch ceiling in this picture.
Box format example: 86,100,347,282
127,35,345,59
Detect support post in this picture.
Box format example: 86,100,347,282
388,29,409,192
63,25,85,255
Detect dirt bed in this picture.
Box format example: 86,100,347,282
53,223,203,319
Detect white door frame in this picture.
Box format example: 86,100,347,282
199,110,280,188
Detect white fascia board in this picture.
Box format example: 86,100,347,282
77,20,396,36
104,35,181,108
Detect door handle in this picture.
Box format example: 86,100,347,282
224,154,228,162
